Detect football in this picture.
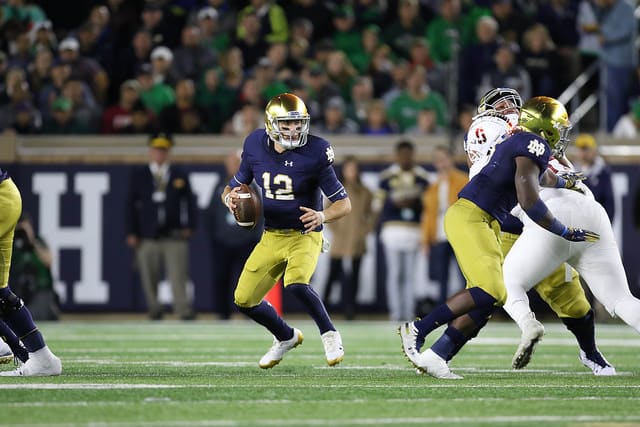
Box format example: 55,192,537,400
233,184,261,229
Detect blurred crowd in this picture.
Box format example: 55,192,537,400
0,0,638,137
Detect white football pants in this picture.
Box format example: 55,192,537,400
503,190,640,333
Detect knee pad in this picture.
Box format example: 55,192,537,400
535,276,590,319
0,290,23,317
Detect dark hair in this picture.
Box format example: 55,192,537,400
433,144,453,156
395,140,414,152
339,155,361,184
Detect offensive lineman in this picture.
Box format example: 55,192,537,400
222,93,351,368
463,89,615,375
399,96,598,379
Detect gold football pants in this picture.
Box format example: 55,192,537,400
234,230,322,308
0,179,22,289
444,198,507,305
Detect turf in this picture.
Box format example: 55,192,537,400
1,319,639,427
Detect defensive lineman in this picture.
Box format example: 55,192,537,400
222,93,351,368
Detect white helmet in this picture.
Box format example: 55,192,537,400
464,111,512,165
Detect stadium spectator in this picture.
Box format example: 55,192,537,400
58,37,108,104
237,0,288,44
477,42,531,103
195,67,233,133
316,97,359,134
458,15,499,106
361,99,394,135
136,63,175,115
368,44,395,98
0,0,47,28
284,0,333,43
303,64,341,114
536,0,580,88
101,79,140,134
150,45,177,87
11,101,40,134
235,11,269,70
332,5,360,57
36,60,70,120
383,0,427,59
61,78,101,132
197,7,229,54
265,42,289,76
41,97,90,134
326,50,357,102
420,145,467,304
254,57,288,102
120,100,156,135
388,65,447,132
8,31,32,71
350,24,381,75
595,0,637,132
125,132,197,321
346,76,374,125
521,24,559,97
227,102,261,136
158,79,206,134
172,25,217,81
426,0,465,64
376,140,430,321
112,29,153,98
354,0,387,28
613,99,640,138
571,134,615,221
204,0,236,36
30,20,57,54
220,47,245,93
28,48,53,97
408,38,435,72
323,156,374,320
491,0,533,45
203,150,261,320
405,109,443,135
140,1,171,48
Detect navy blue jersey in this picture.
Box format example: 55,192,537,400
0,168,8,183
378,165,430,225
458,131,550,225
230,129,347,231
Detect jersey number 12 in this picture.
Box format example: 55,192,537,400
262,172,294,200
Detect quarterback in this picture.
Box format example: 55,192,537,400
458,89,614,376
222,93,351,368
400,96,598,379
0,172,61,376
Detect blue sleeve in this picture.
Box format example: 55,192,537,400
229,139,254,187
511,133,550,173
319,164,347,202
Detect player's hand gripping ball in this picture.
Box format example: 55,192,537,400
233,184,261,229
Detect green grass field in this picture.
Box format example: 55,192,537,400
1,319,639,427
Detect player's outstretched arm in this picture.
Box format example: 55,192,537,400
514,157,599,242
299,197,352,234
540,168,586,192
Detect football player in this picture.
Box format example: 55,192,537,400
399,96,598,379
503,103,640,374
0,171,61,376
222,93,351,368
457,88,614,376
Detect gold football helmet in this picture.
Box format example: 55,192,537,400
518,96,572,157
265,93,310,150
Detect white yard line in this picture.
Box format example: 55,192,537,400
5,415,640,427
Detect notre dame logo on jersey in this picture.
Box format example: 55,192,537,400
527,139,546,157
326,146,335,163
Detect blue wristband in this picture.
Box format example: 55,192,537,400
524,199,549,223
549,218,568,237
555,176,567,188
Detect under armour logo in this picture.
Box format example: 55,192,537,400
284,160,294,167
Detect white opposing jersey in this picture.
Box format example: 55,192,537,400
464,112,517,179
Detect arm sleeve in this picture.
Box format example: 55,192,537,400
319,164,347,202
511,134,550,174
229,141,254,187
